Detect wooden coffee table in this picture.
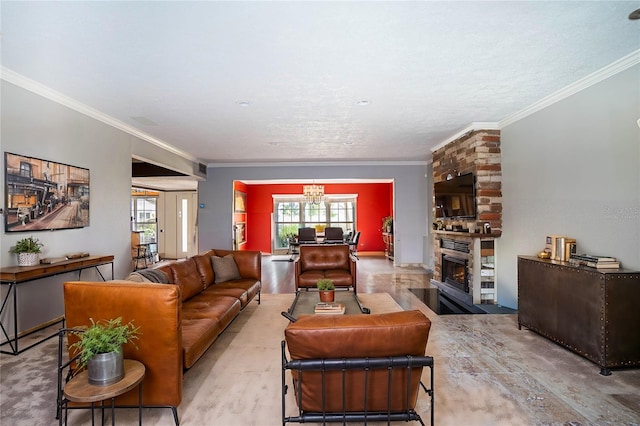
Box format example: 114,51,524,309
287,290,370,319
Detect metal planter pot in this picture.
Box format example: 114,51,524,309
87,349,124,386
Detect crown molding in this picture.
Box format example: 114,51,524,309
207,160,429,168
433,50,640,151
499,49,640,128
430,122,500,152
1,67,200,164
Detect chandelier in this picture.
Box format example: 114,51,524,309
303,184,324,205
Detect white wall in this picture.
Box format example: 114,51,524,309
498,65,640,309
199,163,430,266
0,81,201,336
0,81,132,334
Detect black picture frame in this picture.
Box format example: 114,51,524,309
4,152,90,232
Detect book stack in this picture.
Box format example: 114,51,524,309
569,254,620,269
314,302,346,315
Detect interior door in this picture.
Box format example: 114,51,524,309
158,191,198,259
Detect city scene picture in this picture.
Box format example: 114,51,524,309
4,152,90,232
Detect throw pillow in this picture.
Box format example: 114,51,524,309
211,254,241,283
125,269,170,284
125,272,152,283
135,268,170,283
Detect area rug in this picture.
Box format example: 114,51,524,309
3,292,640,425
0,293,407,426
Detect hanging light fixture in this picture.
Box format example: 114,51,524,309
303,183,324,205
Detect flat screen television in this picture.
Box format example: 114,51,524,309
4,152,90,232
434,173,476,219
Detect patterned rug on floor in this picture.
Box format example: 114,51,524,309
0,293,405,426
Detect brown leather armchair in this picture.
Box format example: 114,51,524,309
294,244,356,291
63,281,182,423
282,310,434,425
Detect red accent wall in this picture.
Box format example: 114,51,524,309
242,182,392,254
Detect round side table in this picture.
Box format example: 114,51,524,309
63,359,145,425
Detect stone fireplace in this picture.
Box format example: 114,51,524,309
431,129,502,307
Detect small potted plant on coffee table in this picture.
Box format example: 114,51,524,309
317,278,335,302
70,317,140,386
10,235,43,266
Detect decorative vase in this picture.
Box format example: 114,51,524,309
319,290,335,303
87,348,124,386
17,252,39,266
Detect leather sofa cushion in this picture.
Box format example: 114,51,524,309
181,293,241,368
286,310,430,359
299,244,351,272
297,270,353,288
204,279,261,308
192,250,215,288
167,258,204,302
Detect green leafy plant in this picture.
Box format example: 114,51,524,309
316,278,335,291
278,224,299,247
382,216,393,229
9,236,43,254
70,317,141,369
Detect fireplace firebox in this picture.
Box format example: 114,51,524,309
442,254,469,293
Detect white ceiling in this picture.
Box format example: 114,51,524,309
2,1,640,169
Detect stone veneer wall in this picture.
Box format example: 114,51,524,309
432,129,502,232
432,129,502,304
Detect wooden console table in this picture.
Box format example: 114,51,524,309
518,256,640,375
0,255,114,355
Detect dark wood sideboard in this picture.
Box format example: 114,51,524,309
518,255,640,375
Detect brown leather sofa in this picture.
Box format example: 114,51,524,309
62,249,261,423
282,310,434,425
294,244,356,290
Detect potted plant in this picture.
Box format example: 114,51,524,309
382,216,393,233
10,235,43,266
70,317,140,386
317,278,335,302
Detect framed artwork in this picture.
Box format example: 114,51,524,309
4,152,90,232
234,190,246,213
236,222,246,245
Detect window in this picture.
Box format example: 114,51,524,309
131,190,158,253
275,201,300,249
273,196,356,250
19,161,32,178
